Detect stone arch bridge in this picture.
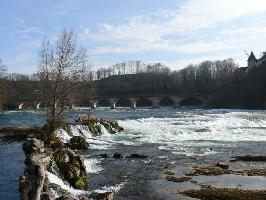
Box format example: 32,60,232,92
87,94,214,109
15,94,214,110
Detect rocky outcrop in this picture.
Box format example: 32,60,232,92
52,148,87,189
0,126,42,141
20,138,49,200
77,115,124,136
19,116,124,199
20,137,87,200
69,136,89,150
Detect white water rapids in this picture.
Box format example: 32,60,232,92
48,109,266,197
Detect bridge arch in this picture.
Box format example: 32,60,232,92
179,97,203,107
94,98,111,108
114,98,132,107
18,102,32,110
159,97,175,107
135,97,153,107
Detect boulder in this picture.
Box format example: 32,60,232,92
165,175,191,182
215,162,229,169
113,153,123,159
40,192,56,200
77,114,124,136
127,154,148,159
23,138,45,155
52,148,87,189
0,126,42,141
89,192,114,200
55,193,79,200
100,154,109,158
38,132,65,149
69,136,89,150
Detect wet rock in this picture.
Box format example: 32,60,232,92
42,120,71,134
113,153,123,159
186,165,231,176
25,152,51,168
233,155,266,162
215,162,229,169
245,168,266,176
77,114,124,136
69,136,89,150
40,192,56,200
100,154,109,158
165,175,191,182
181,187,266,200
52,148,87,189
23,138,45,155
126,154,148,159
39,132,65,149
100,120,116,134
0,126,42,141
56,193,79,200
89,192,114,200
19,164,46,200
108,121,124,132
164,169,175,176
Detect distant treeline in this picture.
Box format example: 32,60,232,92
96,58,238,96
0,57,266,109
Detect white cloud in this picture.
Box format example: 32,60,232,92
82,0,266,55
14,26,43,34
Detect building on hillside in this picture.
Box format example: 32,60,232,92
233,51,266,81
247,51,266,72
257,52,266,66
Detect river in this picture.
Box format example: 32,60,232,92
0,108,266,199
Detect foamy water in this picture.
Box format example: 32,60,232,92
53,109,266,156
118,111,266,143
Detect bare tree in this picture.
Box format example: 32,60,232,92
0,59,8,110
0,59,7,79
37,29,89,121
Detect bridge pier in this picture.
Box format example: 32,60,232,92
89,100,98,109
150,97,160,108
130,98,137,109
110,98,117,109
36,103,41,110
18,103,24,110
172,97,182,108
71,104,75,109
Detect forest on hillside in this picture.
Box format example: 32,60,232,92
0,57,266,109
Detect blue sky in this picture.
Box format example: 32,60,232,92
1,0,266,73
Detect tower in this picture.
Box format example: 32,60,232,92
247,51,257,70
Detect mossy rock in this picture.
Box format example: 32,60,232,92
100,120,116,134
78,115,124,135
38,132,65,149
0,126,42,141
110,121,124,132
52,148,87,189
182,187,266,200
69,136,89,150
100,120,124,134
42,119,71,134
75,177,86,189
82,120,102,136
